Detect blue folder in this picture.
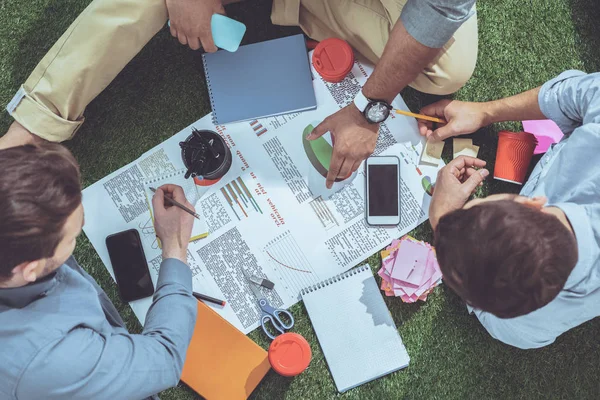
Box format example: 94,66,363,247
202,34,317,125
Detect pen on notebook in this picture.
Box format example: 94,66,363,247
149,187,201,220
394,109,446,124
193,291,226,307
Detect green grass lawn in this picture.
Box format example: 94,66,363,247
2,0,600,398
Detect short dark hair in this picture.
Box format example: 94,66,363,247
434,200,578,318
0,143,81,280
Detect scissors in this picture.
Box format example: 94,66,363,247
244,271,294,339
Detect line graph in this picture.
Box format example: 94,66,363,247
265,250,312,273
263,231,321,296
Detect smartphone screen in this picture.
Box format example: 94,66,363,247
366,157,400,225
105,229,154,302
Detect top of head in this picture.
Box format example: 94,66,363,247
434,199,578,319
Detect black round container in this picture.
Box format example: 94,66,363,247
180,129,232,180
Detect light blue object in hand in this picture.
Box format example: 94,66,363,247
211,14,246,52
167,14,246,52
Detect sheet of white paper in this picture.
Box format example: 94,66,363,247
81,55,444,334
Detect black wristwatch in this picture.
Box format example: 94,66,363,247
353,90,392,124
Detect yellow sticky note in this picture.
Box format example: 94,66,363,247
453,138,472,154
420,139,445,166
453,137,480,159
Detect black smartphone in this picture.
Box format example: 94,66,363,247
105,229,154,302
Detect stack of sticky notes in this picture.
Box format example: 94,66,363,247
378,236,442,303
420,139,445,166
453,138,479,159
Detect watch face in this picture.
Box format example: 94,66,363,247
365,102,390,123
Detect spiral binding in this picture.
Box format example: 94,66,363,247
202,54,219,125
300,265,370,296
144,170,183,185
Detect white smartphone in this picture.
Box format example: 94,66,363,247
365,156,401,226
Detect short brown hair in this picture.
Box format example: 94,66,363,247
434,200,578,318
0,143,81,280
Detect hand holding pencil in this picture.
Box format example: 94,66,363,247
151,184,195,263
415,99,488,141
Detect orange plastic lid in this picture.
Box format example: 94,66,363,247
312,38,354,83
268,333,312,377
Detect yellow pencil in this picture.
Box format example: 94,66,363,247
394,109,446,124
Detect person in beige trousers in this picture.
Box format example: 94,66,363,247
2,0,478,187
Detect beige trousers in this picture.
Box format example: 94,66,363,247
272,0,478,94
10,0,477,142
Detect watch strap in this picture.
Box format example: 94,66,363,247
353,90,370,112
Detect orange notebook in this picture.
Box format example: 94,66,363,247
181,303,271,399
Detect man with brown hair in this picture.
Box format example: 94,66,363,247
0,143,198,399
418,70,600,349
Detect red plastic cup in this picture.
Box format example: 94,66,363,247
494,131,538,185
312,38,354,83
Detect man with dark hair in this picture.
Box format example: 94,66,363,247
0,143,197,399
418,70,600,349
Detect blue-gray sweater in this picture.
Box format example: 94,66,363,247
0,256,197,399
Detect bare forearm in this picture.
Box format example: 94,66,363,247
482,87,545,125
362,21,440,103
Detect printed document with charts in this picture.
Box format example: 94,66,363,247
82,57,444,334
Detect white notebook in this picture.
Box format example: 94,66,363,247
143,170,208,241
301,265,410,393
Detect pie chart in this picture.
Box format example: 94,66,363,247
302,122,345,182
421,176,434,196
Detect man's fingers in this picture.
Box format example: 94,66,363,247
430,124,455,141
188,36,201,51
307,119,330,141
326,152,344,189
157,184,187,203
177,33,188,46
170,25,178,38
152,188,167,214
418,120,432,136
420,99,452,119
448,155,487,170
462,168,489,195
200,33,218,53
337,158,353,182
350,159,362,173
465,168,477,178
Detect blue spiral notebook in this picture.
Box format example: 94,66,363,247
201,34,317,124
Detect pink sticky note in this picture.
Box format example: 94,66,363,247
390,240,430,281
522,120,564,155
382,255,395,271
402,293,419,303
380,277,388,290
388,239,402,250
393,280,420,297
411,254,442,297
378,267,391,281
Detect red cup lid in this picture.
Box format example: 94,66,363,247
268,333,312,377
312,38,354,83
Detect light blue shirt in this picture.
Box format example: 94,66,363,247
0,256,197,399
472,71,600,349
